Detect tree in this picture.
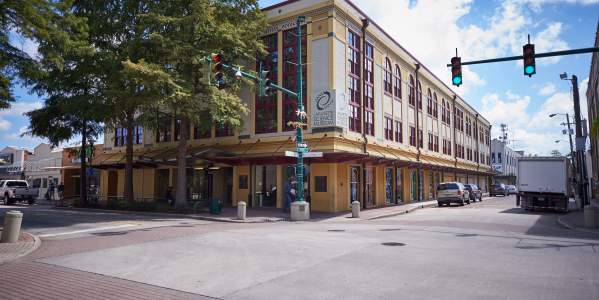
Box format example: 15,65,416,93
25,1,105,204
128,0,267,208
550,150,563,157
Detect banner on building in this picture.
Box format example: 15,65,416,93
492,163,503,173
311,89,348,129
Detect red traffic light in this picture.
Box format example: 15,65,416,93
211,53,222,64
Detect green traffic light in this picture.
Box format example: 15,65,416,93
524,65,535,75
452,76,462,85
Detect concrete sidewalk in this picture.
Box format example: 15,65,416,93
0,231,41,264
557,199,599,233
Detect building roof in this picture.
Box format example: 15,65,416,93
262,0,490,125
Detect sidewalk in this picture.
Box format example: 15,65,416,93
556,199,599,233
0,231,41,264
56,199,439,223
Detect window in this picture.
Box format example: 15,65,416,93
432,93,438,118
492,152,496,163
418,129,423,148
443,139,452,155
408,75,415,106
364,43,375,136
256,33,278,134
215,123,233,137
426,89,433,115
348,30,361,133
114,126,142,146
474,124,478,140
315,176,327,192
394,65,402,99
465,117,472,136
283,26,307,131
239,175,248,189
155,117,172,143
395,121,403,143
474,150,479,163
384,58,392,94
454,107,464,131
409,126,416,146
441,99,446,123
445,101,451,125
384,116,393,140
417,80,423,110
498,153,502,163
193,125,211,139
428,132,433,151
434,135,439,152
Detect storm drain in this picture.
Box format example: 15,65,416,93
455,233,478,237
380,228,402,232
327,229,346,232
381,242,406,247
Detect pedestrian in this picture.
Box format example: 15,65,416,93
166,186,174,207
47,182,55,202
284,176,296,213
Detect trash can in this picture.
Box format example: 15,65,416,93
210,198,222,215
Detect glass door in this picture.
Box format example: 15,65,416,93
385,168,393,205
365,167,375,207
396,167,403,203
349,166,360,207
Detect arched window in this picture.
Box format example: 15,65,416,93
408,74,415,106
417,80,423,110
433,92,438,118
426,88,433,115
441,99,446,123
445,101,451,123
384,58,392,94
394,65,401,99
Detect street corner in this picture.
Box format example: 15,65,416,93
0,231,41,264
557,209,599,236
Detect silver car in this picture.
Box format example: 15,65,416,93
507,185,517,195
437,182,470,206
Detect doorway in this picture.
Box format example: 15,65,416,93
253,165,277,207
349,166,361,208
107,170,118,197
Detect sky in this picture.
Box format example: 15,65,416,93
2,0,598,156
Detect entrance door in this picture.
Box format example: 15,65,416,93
365,167,375,208
253,165,277,207
154,169,170,200
396,167,403,203
349,166,361,207
107,170,118,197
411,170,418,202
385,168,393,205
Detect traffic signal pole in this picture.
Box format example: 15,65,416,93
446,47,599,67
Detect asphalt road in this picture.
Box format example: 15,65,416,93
2,195,599,299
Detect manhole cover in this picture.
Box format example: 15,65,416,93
327,229,346,232
381,242,406,246
455,233,478,237
380,228,402,231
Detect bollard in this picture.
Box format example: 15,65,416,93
1,210,23,243
584,206,598,228
237,201,247,220
351,201,360,218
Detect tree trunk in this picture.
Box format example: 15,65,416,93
175,116,189,209
124,112,135,203
80,120,88,205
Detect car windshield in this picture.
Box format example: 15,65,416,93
6,181,28,187
438,183,459,190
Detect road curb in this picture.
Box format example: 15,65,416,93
0,231,41,265
367,202,437,220
556,215,599,234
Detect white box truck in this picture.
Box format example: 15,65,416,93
517,157,569,212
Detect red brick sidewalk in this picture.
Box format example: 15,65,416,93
0,232,40,264
0,262,215,300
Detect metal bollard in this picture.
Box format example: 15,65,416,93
351,201,360,218
237,201,247,220
584,206,598,228
1,210,23,243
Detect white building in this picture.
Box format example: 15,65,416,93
490,139,523,184
0,146,32,180
23,143,62,199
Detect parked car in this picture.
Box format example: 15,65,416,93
464,184,483,202
490,183,508,197
0,180,38,205
437,182,470,206
506,185,517,195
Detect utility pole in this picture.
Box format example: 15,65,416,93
571,75,589,209
564,114,575,167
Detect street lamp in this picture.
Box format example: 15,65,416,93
549,113,575,164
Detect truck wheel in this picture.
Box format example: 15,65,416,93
4,193,11,205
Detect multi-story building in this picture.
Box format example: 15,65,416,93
23,143,62,199
490,139,523,185
0,146,32,181
586,21,599,200
94,0,493,212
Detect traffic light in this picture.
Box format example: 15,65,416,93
258,70,273,96
211,53,225,89
451,56,462,87
523,43,536,77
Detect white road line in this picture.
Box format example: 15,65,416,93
39,224,137,238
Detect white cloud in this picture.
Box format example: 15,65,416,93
0,119,10,131
0,101,42,133
538,83,557,96
350,0,569,94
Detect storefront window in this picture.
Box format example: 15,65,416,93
396,168,403,203
365,167,375,207
350,166,360,207
254,165,277,207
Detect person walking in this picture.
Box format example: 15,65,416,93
284,176,296,213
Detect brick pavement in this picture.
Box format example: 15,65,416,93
0,232,40,264
0,262,215,300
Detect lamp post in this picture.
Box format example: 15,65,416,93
550,113,575,166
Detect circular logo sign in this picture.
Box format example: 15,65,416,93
315,91,332,111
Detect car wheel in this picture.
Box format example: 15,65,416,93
4,193,11,205
28,197,35,205
437,201,443,207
